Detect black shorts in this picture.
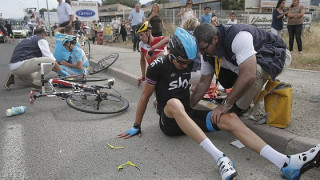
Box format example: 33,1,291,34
159,109,220,136
7,30,13,36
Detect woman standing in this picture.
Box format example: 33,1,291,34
90,20,97,44
145,3,166,37
211,13,219,26
287,0,305,54
271,0,288,36
120,19,128,42
97,23,104,45
176,0,195,28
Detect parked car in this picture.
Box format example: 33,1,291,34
12,26,28,38
0,29,5,43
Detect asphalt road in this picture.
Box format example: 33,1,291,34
0,41,319,179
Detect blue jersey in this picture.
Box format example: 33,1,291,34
53,33,80,61
61,46,89,75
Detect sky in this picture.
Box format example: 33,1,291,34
0,0,152,19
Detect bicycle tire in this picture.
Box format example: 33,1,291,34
84,40,90,59
66,92,129,114
89,53,119,75
60,76,109,83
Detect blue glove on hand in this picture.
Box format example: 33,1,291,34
125,124,141,136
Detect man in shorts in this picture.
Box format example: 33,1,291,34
118,28,320,180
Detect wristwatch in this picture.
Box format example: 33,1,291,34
221,100,232,108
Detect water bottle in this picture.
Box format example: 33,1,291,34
6,106,26,117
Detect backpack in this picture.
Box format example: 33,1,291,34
249,79,293,128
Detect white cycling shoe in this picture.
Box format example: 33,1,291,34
217,155,237,180
281,144,320,180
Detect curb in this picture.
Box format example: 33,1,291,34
107,65,319,154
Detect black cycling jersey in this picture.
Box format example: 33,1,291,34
146,55,192,112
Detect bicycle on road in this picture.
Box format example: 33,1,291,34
30,55,129,114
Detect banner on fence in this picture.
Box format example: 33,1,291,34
260,0,311,8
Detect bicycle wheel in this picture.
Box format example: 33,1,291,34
89,53,119,75
66,92,129,114
60,75,108,83
83,40,90,59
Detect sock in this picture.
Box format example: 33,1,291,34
200,138,224,162
260,145,289,169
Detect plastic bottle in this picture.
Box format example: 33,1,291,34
6,106,26,117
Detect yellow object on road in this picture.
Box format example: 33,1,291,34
118,161,141,171
107,143,124,149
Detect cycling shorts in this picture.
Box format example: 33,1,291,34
159,109,220,136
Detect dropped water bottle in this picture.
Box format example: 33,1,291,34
6,106,26,117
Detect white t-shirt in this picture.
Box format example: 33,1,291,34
9,39,54,70
201,31,256,75
227,19,238,24
181,8,194,27
111,19,120,29
57,2,74,24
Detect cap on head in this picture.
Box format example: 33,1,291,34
167,28,197,60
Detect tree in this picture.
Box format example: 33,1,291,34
101,0,139,8
151,0,170,4
221,0,245,10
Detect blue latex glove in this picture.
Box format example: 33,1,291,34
125,126,141,137
56,70,70,77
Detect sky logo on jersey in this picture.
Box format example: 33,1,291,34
150,58,163,67
168,77,189,90
76,9,95,17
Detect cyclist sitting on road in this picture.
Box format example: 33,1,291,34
59,35,89,75
53,25,80,62
135,21,166,85
118,27,320,180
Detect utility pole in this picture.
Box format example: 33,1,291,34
46,0,52,37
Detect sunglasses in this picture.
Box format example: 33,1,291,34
199,39,212,52
187,3,193,5
171,54,192,65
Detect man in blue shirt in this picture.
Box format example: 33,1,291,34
201,7,212,24
128,3,145,52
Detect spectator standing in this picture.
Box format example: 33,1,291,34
271,0,288,36
73,16,81,31
57,0,75,27
227,12,237,24
128,3,145,52
4,21,14,42
97,23,104,45
90,20,98,44
201,7,212,24
287,0,305,54
120,19,128,42
105,24,112,43
146,3,166,37
211,13,219,26
111,16,120,40
176,0,195,28
4,28,69,90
